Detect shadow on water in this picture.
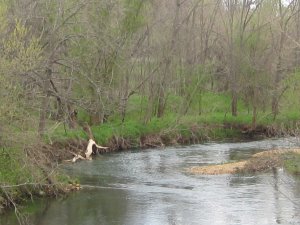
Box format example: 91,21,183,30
1,138,300,225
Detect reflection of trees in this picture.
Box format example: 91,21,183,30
228,148,261,161
227,169,300,224
228,175,260,187
34,189,129,225
0,199,51,225
272,168,283,224
272,170,300,223
31,200,51,225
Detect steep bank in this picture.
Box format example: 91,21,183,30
0,140,73,214
48,121,300,162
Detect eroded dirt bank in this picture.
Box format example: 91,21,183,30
188,149,300,175
47,123,297,163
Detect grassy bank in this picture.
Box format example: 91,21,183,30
0,132,70,214
47,113,300,154
49,91,300,148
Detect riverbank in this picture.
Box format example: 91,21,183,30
46,117,300,163
2,139,300,225
1,117,300,214
0,140,75,214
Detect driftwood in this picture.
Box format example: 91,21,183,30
65,139,108,163
64,139,108,163
65,124,108,163
64,152,86,163
85,139,108,159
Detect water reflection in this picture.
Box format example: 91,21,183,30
20,189,130,225
1,138,300,225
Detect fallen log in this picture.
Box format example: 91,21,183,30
85,139,109,160
64,151,86,163
64,139,109,162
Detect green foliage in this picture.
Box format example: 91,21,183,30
2,20,42,72
0,148,32,185
121,95,149,121
199,92,231,113
122,0,146,34
0,19,42,124
282,70,300,111
92,123,116,144
0,2,8,33
46,126,88,143
209,128,241,140
77,109,91,124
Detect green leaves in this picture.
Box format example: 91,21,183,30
122,0,146,34
0,2,7,34
2,20,42,72
0,17,43,124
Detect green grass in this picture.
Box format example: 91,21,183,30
48,90,300,147
45,126,87,143
283,153,300,175
49,113,246,147
0,148,33,185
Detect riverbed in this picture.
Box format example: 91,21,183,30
1,138,300,225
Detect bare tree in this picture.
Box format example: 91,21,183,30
271,0,296,119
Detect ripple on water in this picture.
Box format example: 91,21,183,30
2,138,300,225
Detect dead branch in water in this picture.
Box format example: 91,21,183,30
64,124,109,162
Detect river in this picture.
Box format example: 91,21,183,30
1,138,300,225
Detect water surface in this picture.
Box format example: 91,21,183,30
2,138,300,225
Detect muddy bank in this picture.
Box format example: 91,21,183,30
49,122,300,163
223,122,300,137
188,149,300,175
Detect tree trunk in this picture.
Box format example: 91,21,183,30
49,79,64,120
157,87,165,118
67,104,77,129
271,95,279,120
272,51,283,120
38,68,52,136
231,91,238,117
120,74,129,123
295,1,300,67
252,105,257,129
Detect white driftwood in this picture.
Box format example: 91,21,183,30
85,139,108,159
64,139,108,163
64,152,87,163
72,154,86,162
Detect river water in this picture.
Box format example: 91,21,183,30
1,138,300,225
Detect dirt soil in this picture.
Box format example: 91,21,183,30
188,148,300,175
189,161,247,175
